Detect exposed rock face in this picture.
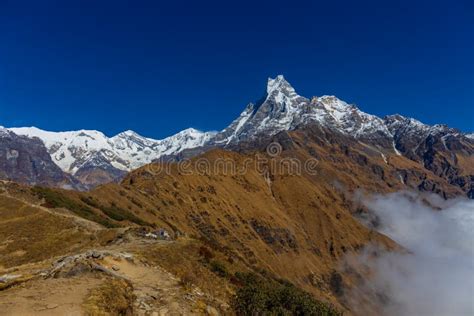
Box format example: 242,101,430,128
0,129,79,188
385,115,474,197
7,127,215,188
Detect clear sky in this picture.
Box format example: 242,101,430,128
1,0,473,138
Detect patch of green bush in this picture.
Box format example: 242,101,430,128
98,202,149,226
329,271,344,297
209,260,229,277
233,272,342,316
32,186,116,228
80,195,100,208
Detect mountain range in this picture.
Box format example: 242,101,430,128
1,75,473,315
4,126,215,187
1,75,472,197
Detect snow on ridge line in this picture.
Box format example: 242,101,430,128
10,126,212,142
6,126,215,174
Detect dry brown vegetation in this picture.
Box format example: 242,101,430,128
0,195,99,268
1,127,471,314
83,278,135,316
137,238,244,302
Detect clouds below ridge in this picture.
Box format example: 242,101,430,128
347,192,474,316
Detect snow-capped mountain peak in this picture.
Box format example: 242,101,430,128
8,126,214,175
116,130,141,137
383,114,464,140
265,75,303,105
210,76,394,146
267,75,296,95
0,126,8,136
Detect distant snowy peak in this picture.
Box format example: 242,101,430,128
384,114,465,140
8,126,214,174
212,75,311,145
312,95,392,139
144,128,216,159
8,127,119,156
384,114,429,132
9,127,112,173
0,126,9,136
266,75,301,102
211,75,392,146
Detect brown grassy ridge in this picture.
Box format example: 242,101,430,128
0,194,120,269
0,195,91,268
53,148,396,310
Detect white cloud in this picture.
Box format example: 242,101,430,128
347,192,474,316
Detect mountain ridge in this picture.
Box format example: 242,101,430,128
2,75,473,191
7,126,216,187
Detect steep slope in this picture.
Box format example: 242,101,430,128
385,115,474,197
207,76,472,198
211,75,394,148
286,125,467,198
211,75,471,153
0,129,80,188
8,127,215,187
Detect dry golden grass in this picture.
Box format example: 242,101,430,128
138,237,240,302
0,195,114,268
82,278,135,316
456,153,474,175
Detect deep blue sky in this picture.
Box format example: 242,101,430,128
1,0,473,138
